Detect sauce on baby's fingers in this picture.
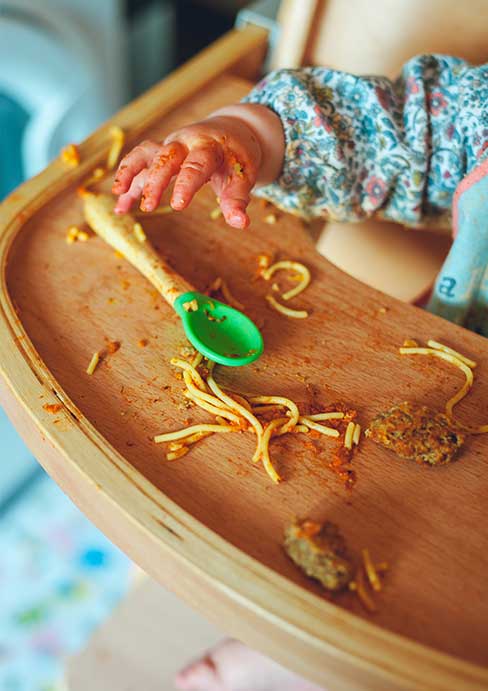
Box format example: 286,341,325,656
114,169,148,214
140,142,187,212
171,142,224,211
219,176,253,230
112,139,162,195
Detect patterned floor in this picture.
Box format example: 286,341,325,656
0,472,131,691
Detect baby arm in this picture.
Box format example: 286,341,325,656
112,104,284,229
114,57,475,232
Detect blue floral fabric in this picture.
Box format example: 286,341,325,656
243,55,488,227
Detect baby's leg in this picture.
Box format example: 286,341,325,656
175,638,326,691
316,219,450,304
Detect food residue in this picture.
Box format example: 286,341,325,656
265,294,308,319
283,518,354,591
60,143,80,166
153,353,361,484
284,519,389,612
366,401,465,465
207,276,244,310
182,299,198,312
399,339,487,433
65,226,90,244
257,254,272,271
43,403,63,414
86,351,100,375
261,259,311,318
348,548,389,612
204,309,226,323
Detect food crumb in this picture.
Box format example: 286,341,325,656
43,403,63,414
138,339,148,348
264,213,277,225
283,518,354,591
65,226,91,243
86,351,100,375
106,341,120,354
257,254,271,270
60,143,80,166
182,299,198,312
210,207,222,220
65,226,89,244
65,226,78,244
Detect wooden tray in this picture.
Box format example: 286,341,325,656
1,28,487,691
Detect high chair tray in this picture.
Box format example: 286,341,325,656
0,29,487,691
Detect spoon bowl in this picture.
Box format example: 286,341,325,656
174,291,264,366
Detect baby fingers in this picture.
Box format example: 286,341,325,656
171,143,224,210
140,142,188,211
112,139,162,195
114,169,147,214
219,176,253,229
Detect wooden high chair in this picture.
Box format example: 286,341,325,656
1,2,487,689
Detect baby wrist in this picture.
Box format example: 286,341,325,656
208,104,284,186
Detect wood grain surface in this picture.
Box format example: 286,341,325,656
0,30,487,690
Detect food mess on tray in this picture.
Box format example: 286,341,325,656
283,519,389,613
259,258,311,319
153,351,361,484
284,519,354,591
366,339,487,464
366,402,465,465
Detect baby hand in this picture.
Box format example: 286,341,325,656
112,114,264,229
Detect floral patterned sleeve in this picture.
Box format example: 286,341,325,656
242,55,487,228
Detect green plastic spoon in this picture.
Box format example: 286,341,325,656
84,193,263,366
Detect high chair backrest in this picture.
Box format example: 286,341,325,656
272,0,488,75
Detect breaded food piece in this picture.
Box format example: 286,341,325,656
365,401,465,466
283,519,353,591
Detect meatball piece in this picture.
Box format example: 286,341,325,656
283,519,353,591
365,401,465,465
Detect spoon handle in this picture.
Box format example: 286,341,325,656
83,193,193,306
